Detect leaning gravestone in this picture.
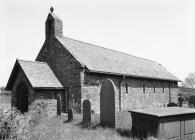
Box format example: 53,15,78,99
57,94,62,116
68,108,73,121
100,78,116,127
83,100,91,127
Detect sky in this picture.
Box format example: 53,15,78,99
0,0,195,86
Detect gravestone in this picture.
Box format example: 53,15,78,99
68,108,73,121
189,96,195,107
83,100,91,127
100,78,116,127
167,102,177,107
178,96,184,107
57,94,62,115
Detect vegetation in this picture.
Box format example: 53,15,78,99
181,72,195,88
0,108,30,139
0,97,158,140
0,94,11,113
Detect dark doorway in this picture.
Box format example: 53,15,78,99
16,83,29,113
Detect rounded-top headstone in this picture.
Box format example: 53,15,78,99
83,100,91,126
100,78,116,127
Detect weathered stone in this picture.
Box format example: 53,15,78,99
57,94,62,115
82,72,178,113
192,133,195,139
36,18,82,112
83,100,91,126
68,108,73,121
100,78,116,127
184,134,192,140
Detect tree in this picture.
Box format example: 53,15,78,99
181,73,195,88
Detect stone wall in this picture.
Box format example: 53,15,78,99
81,72,178,113
36,36,178,113
36,37,83,112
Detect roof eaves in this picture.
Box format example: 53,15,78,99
86,69,181,82
34,87,67,90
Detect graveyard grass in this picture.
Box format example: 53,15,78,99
25,100,157,140
0,96,156,140
25,99,135,140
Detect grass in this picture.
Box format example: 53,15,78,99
24,99,132,140
24,100,157,140
0,96,157,140
26,114,131,140
0,94,11,112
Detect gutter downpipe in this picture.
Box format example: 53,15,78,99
119,75,126,111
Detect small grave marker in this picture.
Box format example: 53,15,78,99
83,100,91,127
178,96,184,107
189,96,195,107
57,94,62,115
68,108,73,121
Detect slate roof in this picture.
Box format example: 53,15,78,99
18,60,63,88
56,36,180,81
6,59,63,90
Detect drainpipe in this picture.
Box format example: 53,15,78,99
169,84,171,103
119,75,126,111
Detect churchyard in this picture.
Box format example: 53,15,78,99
0,97,142,140
0,85,155,140
1,79,195,140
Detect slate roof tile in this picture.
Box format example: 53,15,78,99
56,36,180,81
18,60,63,88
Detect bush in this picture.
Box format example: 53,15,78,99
27,99,57,127
0,99,56,139
0,108,30,139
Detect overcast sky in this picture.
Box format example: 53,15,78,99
1,0,195,86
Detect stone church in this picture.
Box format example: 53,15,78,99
6,8,180,113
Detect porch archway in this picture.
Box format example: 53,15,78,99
16,82,29,113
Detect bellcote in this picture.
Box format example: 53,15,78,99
45,7,63,39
